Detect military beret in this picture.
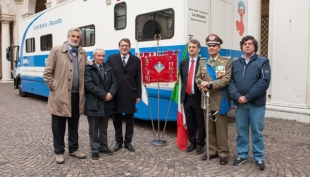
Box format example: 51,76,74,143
206,34,223,45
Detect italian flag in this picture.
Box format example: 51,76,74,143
171,44,188,150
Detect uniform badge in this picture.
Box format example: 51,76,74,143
215,65,226,79
209,34,216,40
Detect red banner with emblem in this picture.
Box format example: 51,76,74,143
140,51,178,83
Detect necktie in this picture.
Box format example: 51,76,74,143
122,57,126,67
186,59,195,95
99,65,104,78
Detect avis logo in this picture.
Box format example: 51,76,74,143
22,59,30,64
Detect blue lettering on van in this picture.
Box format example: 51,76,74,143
33,18,62,30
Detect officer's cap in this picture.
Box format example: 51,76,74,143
206,34,223,45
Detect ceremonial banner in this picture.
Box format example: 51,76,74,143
141,51,177,83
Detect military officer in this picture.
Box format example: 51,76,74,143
195,34,232,165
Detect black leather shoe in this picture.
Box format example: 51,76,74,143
219,157,228,165
91,152,99,160
201,154,219,161
100,148,114,155
196,145,205,154
186,144,197,153
124,143,135,152
113,143,123,152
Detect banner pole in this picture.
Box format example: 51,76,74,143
151,34,167,146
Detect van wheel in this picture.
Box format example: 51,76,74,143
18,80,28,97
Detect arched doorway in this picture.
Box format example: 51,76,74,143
142,20,162,40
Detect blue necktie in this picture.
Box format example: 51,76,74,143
99,65,104,78
122,57,126,67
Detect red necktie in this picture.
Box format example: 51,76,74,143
186,59,195,95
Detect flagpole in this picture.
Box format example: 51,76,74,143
151,34,167,146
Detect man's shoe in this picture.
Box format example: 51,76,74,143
219,157,228,165
100,148,114,155
91,152,99,160
55,154,64,164
124,143,135,152
196,145,205,154
255,160,266,170
113,143,123,152
201,154,219,161
69,150,86,159
233,157,247,166
186,144,197,153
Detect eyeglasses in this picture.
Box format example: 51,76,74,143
207,45,218,48
120,44,130,48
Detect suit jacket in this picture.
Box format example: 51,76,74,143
180,57,201,104
195,55,232,111
107,52,142,114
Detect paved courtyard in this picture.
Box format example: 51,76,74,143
0,83,310,177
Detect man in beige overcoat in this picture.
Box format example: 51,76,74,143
195,34,232,165
43,28,87,164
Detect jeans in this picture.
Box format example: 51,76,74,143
235,103,266,161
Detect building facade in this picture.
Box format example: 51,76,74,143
0,0,309,123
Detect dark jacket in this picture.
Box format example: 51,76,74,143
107,53,141,114
228,54,271,106
180,57,201,104
84,61,117,116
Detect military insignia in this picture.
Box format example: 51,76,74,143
209,34,216,40
215,65,226,79
154,61,165,73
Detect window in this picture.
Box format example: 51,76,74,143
114,2,126,30
80,25,95,47
40,34,53,51
26,38,35,53
136,9,174,41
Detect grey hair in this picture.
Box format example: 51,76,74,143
92,48,105,56
67,28,82,38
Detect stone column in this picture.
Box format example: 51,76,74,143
247,0,261,54
1,17,13,81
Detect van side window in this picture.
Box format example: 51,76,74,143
114,2,126,30
40,34,53,51
26,38,35,53
136,8,174,41
79,25,95,47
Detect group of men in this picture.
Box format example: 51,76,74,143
43,27,271,171
43,28,141,163
180,34,271,170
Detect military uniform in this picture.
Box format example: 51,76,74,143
195,34,232,164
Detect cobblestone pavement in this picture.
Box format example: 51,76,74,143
0,83,310,177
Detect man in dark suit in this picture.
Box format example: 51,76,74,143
84,48,117,160
180,39,206,154
107,38,142,152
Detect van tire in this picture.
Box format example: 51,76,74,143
18,80,28,97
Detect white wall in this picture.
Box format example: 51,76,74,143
267,0,310,123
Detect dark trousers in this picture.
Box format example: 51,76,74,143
52,92,80,154
184,94,206,146
113,113,134,144
87,116,109,153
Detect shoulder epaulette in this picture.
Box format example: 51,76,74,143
222,56,231,60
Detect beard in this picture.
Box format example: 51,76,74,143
68,40,79,47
